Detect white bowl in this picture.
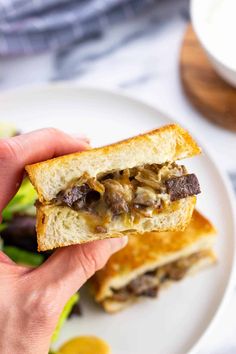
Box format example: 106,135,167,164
191,0,236,87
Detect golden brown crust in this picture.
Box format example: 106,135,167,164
36,207,47,252
26,124,200,173
26,124,201,202
92,210,216,300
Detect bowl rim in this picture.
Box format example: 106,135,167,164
190,0,236,73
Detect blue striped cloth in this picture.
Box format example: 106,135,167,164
0,0,158,56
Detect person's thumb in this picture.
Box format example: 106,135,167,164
0,250,14,265
35,237,128,302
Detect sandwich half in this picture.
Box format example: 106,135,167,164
26,124,201,251
91,210,217,313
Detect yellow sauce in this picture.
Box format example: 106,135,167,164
58,336,111,354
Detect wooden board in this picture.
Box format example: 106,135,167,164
180,25,236,131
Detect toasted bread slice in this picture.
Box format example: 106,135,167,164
91,210,217,312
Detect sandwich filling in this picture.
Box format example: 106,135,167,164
54,162,200,231
105,250,209,303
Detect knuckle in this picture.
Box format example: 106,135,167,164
0,138,23,164
44,127,62,138
79,247,101,279
0,139,15,162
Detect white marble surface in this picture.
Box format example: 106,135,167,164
0,4,235,353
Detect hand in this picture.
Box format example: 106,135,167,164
0,128,127,354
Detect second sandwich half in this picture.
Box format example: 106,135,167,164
92,210,217,313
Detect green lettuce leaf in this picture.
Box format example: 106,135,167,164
3,246,44,267
0,223,7,232
51,293,80,343
0,122,17,138
2,178,37,221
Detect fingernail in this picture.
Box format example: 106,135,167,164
73,134,90,144
109,236,128,254
81,141,91,150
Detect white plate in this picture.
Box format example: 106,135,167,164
0,84,235,354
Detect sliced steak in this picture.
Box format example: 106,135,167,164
127,274,159,297
103,179,129,215
57,184,100,210
56,184,89,207
111,288,131,302
111,274,159,302
139,286,159,298
163,264,188,281
165,173,201,201
161,253,203,281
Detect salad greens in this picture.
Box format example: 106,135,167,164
0,224,7,232
0,121,37,228
51,293,80,343
2,178,37,221
0,122,36,223
0,122,17,138
3,246,44,267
